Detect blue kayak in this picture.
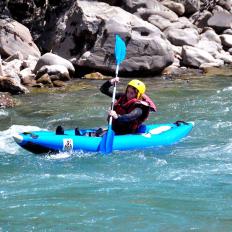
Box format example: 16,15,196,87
13,121,194,154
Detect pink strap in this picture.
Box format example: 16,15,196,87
142,94,157,112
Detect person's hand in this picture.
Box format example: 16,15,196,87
110,77,120,85
108,110,118,119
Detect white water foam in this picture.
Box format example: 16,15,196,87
212,121,232,129
223,138,232,154
0,125,43,155
47,116,73,125
0,109,8,117
222,86,232,92
46,152,73,160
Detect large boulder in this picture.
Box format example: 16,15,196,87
0,19,41,59
207,12,232,33
165,28,199,46
34,53,75,74
35,65,70,81
52,1,174,75
200,28,221,44
182,45,221,68
197,28,223,56
196,40,222,56
0,75,29,94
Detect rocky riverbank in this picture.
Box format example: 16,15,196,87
0,0,232,107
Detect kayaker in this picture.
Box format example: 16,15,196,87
100,78,157,135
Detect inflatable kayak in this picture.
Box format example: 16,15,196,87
13,121,194,154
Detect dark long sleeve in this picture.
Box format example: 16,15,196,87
100,80,123,100
117,108,143,122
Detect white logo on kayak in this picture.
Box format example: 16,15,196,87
142,126,171,138
63,139,73,151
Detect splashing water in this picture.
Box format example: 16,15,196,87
0,77,232,231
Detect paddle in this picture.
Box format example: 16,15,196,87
99,34,127,153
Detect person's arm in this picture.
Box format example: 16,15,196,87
100,77,123,99
100,80,113,97
109,108,143,122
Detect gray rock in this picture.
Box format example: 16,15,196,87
136,7,179,22
36,65,70,81
223,29,232,35
34,53,75,74
4,51,24,62
212,5,229,14
0,19,41,59
161,0,185,16
166,17,195,30
190,10,212,28
215,50,232,63
121,0,178,19
0,75,29,94
148,15,172,31
182,45,219,68
207,12,232,33
170,44,183,57
200,28,221,44
178,0,200,15
196,40,222,56
19,68,36,86
22,55,39,71
53,1,174,75
220,34,232,48
228,48,232,54
200,62,224,69
2,59,23,81
217,0,232,12
19,68,34,79
166,28,199,46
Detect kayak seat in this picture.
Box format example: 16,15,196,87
136,124,147,133
74,128,105,137
75,128,81,136
95,128,105,137
56,125,64,135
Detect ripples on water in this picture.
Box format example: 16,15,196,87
0,76,232,231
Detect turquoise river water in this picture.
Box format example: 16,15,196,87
0,73,232,231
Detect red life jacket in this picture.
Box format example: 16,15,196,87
112,95,153,135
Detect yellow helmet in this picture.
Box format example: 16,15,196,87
128,79,146,98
